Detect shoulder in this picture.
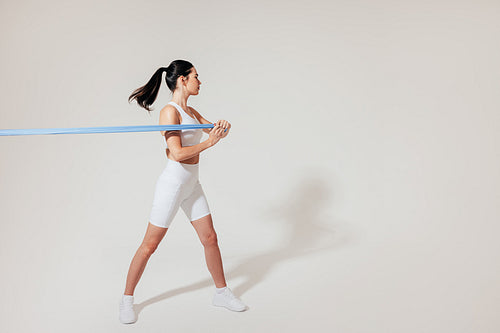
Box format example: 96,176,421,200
160,104,178,115
159,104,181,124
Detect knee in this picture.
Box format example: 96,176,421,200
201,232,218,247
139,243,159,256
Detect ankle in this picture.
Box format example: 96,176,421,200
215,286,228,294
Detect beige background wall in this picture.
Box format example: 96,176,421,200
0,0,499,332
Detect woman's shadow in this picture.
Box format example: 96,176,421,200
135,171,351,314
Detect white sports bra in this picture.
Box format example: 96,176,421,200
164,101,203,148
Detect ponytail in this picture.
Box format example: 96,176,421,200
128,60,194,112
128,67,167,111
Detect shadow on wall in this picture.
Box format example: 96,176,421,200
136,170,350,313
229,170,351,296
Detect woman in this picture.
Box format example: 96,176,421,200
119,60,247,324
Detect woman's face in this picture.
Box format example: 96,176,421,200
182,67,201,95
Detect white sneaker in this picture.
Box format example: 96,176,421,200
212,288,248,312
119,295,137,324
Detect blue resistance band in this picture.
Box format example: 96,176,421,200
0,124,218,136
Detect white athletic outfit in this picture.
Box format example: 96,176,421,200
148,101,211,228
119,102,246,324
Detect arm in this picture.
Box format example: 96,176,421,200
189,106,231,137
189,106,213,134
168,138,213,162
160,106,220,162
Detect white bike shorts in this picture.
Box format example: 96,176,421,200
149,159,211,228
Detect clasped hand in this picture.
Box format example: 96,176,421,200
213,120,231,138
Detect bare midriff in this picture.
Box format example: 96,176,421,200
166,148,200,164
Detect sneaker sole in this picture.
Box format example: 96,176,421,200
212,300,247,312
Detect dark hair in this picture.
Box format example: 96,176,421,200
128,60,194,112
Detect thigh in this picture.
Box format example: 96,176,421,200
142,222,168,248
180,181,211,222
149,177,185,228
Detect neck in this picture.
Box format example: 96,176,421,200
171,91,189,109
